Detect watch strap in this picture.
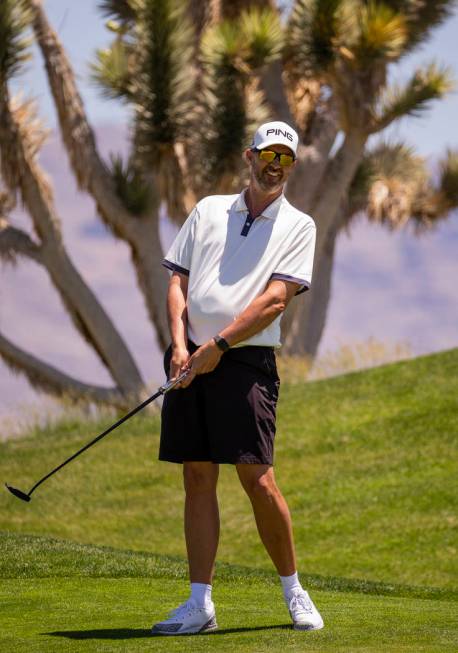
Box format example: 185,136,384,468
213,335,230,352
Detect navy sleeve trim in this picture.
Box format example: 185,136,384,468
270,273,311,295
162,259,190,276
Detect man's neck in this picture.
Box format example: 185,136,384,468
245,185,283,218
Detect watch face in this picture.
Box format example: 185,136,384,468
215,336,229,351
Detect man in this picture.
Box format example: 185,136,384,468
152,121,323,635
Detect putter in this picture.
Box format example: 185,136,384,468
5,370,190,503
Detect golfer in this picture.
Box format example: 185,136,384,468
152,121,323,635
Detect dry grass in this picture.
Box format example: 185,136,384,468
0,395,116,442
277,338,413,384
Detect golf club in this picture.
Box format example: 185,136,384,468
5,370,190,503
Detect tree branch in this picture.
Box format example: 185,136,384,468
287,106,339,212
29,0,138,238
0,89,144,396
260,59,294,124
0,331,125,406
311,129,367,258
0,221,42,265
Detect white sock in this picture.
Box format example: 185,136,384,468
190,582,213,608
280,572,303,600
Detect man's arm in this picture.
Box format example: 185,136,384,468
179,279,299,387
219,279,298,347
167,271,190,381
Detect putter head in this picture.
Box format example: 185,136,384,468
5,483,31,502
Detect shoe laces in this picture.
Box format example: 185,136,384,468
169,600,195,619
289,592,313,615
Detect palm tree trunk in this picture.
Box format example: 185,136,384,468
312,130,366,255
282,215,339,356
280,112,338,341
282,131,366,356
286,111,338,212
129,212,170,352
260,60,295,124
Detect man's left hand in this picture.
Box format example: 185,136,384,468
180,340,223,388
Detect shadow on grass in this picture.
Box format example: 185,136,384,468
43,624,292,639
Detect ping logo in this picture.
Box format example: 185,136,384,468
266,128,293,142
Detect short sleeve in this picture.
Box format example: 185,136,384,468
270,223,316,295
162,206,200,276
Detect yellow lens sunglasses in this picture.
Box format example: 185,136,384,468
257,149,296,167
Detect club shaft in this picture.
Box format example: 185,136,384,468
27,389,164,497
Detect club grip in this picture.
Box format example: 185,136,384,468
159,369,190,394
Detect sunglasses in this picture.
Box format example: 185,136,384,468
256,149,296,167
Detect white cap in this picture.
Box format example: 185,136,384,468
251,121,298,156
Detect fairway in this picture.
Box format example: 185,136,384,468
1,535,457,653
1,350,457,651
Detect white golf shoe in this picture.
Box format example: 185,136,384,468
287,589,324,631
151,599,217,635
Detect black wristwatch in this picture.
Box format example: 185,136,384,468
213,335,230,352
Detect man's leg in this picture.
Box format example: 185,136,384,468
236,463,324,631
183,461,220,583
152,461,219,635
236,463,295,575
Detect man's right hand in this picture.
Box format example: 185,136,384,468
169,345,190,388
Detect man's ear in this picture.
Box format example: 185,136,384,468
244,148,253,164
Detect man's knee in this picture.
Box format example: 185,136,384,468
237,466,279,502
183,462,219,495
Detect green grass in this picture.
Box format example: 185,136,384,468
1,533,457,652
1,348,457,588
0,349,457,651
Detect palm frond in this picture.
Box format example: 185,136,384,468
200,18,246,70
239,7,284,69
369,141,428,183
109,154,153,215
438,149,458,211
0,0,32,83
9,95,50,161
348,140,429,228
90,39,134,102
286,0,347,77
376,0,455,55
374,62,454,130
197,15,271,190
198,68,250,188
133,0,195,160
348,140,458,231
97,0,139,25
347,1,407,65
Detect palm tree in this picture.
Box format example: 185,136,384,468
0,0,144,406
1,0,457,406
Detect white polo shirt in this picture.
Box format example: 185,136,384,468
162,190,316,348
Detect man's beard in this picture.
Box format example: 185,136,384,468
254,165,284,192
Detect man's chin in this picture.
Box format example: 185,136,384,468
259,177,284,193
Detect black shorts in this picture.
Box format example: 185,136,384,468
159,341,280,465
